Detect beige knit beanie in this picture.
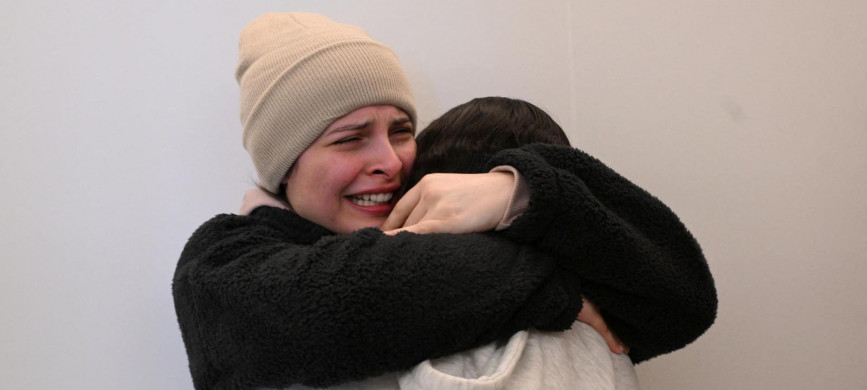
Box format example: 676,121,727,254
236,12,417,193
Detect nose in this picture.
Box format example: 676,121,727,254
366,136,405,178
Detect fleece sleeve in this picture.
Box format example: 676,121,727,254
172,208,582,390
490,143,718,363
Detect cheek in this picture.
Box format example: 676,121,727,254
303,156,366,199
326,154,366,182
293,166,344,198
284,172,306,206
285,160,328,206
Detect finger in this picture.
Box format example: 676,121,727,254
402,199,431,228
604,331,629,355
585,317,623,354
381,187,421,230
617,337,630,354
394,220,446,235
382,228,406,236
601,329,626,355
591,318,627,355
578,299,626,354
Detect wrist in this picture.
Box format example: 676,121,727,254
489,166,529,230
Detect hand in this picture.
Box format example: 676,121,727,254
382,172,514,235
578,297,629,355
239,187,289,215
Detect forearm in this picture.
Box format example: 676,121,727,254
491,144,718,362
173,208,581,389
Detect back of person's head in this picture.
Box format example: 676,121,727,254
411,97,570,185
236,12,417,193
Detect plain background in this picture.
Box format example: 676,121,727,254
2,1,865,389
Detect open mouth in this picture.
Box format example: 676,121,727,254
348,192,394,206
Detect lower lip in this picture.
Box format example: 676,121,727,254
345,198,395,215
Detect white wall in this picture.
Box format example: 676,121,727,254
2,1,865,389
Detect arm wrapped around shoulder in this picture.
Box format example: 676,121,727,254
172,207,584,389
490,143,718,363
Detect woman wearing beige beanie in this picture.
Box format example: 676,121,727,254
174,13,580,390
172,12,715,390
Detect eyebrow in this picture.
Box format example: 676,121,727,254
329,116,412,134
392,117,412,127
330,120,373,133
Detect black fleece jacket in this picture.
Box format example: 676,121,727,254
172,144,717,390
490,144,717,362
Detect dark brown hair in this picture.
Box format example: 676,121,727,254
410,97,571,185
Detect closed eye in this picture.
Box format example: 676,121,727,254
390,127,414,136
333,136,361,145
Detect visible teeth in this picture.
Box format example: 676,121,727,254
350,192,393,206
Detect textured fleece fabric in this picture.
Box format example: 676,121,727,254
173,143,716,390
